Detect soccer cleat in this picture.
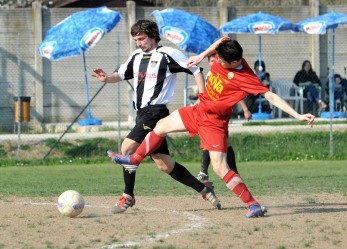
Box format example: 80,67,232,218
246,204,267,218
107,150,139,173
196,171,209,181
202,181,221,210
111,194,136,214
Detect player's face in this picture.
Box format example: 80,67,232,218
217,57,241,69
208,57,215,66
303,62,311,72
133,33,157,52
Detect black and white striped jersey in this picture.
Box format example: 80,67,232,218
117,46,202,111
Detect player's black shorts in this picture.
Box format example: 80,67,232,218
127,104,170,155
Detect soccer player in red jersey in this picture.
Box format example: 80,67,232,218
110,37,315,218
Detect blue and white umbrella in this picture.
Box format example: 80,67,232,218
296,11,347,119
152,8,219,55
220,12,298,119
152,8,219,106
39,6,122,61
39,6,122,125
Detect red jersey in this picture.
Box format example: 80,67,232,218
199,56,270,117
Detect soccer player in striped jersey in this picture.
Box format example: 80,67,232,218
92,20,221,213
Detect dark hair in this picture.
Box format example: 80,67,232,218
208,53,216,61
301,60,313,72
335,74,342,80
131,19,161,43
254,60,266,72
216,39,243,63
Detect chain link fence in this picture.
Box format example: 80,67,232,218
0,4,346,160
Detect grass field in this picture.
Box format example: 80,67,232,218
1,160,346,197
1,161,346,249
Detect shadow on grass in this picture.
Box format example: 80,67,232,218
267,202,347,216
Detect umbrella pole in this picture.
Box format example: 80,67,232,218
257,35,263,113
83,51,92,120
329,29,335,156
330,29,335,114
185,52,189,106
252,35,271,120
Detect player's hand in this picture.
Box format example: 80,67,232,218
243,110,252,121
299,114,315,127
187,55,204,68
92,68,108,83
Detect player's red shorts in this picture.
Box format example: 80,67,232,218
178,105,228,152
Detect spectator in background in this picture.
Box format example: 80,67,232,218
293,60,327,113
244,60,271,114
329,74,347,111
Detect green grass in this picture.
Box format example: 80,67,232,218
0,160,346,197
1,131,347,166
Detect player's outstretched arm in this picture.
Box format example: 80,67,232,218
194,72,205,95
264,91,315,127
187,36,230,68
92,68,121,83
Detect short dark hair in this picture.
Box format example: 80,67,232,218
335,74,342,80
131,19,161,43
216,39,243,63
208,53,216,61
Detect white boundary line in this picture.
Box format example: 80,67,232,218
99,210,208,249
0,200,208,248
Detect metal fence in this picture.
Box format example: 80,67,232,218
0,3,346,160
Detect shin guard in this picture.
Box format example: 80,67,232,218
223,170,257,207
131,131,165,164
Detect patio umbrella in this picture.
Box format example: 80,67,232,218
39,6,122,125
220,11,298,119
296,11,347,120
152,8,219,105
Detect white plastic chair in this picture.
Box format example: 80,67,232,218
271,79,306,118
183,85,198,106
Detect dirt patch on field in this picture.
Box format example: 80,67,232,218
0,194,346,249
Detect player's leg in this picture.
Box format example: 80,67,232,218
110,109,187,166
152,152,221,209
226,139,238,174
111,137,138,214
110,105,171,213
209,150,266,218
201,125,266,218
197,137,237,181
196,149,210,181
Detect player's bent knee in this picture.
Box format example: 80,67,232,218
152,154,175,173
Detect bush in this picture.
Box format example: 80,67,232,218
168,131,347,162
0,131,346,166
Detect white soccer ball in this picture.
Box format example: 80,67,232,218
57,190,85,218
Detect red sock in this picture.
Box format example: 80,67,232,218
130,131,165,164
223,170,258,207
